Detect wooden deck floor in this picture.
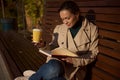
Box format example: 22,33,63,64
0,53,12,80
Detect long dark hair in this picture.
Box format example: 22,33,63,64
58,1,80,15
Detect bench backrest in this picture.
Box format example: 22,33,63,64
42,0,120,80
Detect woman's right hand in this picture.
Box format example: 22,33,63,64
33,40,46,48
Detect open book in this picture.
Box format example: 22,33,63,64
39,47,78,57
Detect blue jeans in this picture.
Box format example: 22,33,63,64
29,59,66,80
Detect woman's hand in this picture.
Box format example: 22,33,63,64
61,57,73,64
33,40,46,48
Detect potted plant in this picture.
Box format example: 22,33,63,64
0,0,17,31
24,0,44,32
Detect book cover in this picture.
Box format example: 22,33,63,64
39,49,52,57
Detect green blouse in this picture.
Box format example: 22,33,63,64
69,17,82,38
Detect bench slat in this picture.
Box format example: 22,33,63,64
97,22,120,32
99,46,120,60
99,29,120,40
95,60,120,78
92,67,119,80
99,39,120,51
97,54,120,70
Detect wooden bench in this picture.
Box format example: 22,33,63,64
42,0,120,80
0,31,46,79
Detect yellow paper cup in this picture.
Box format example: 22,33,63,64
33,29,42,43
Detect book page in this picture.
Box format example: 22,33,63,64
51,47,78,57
39,47,78,58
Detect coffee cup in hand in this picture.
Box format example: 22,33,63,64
32,28,42,43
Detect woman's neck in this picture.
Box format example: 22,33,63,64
69,16,84,38
71,16,83,29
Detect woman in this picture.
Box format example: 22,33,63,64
15,1,98,80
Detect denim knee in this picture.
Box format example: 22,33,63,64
29,59,65,80
42,59,65,79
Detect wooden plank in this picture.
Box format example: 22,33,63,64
45,7,60,12
97,22,120,32
81,13,120,23
80,7,120,14
0,32,22,78
99,29,120,40
46,0,64,2
99,46,120,60
74,0,97,1
46,0,120,7
96,14,120,23
95,60,120,78
45,16,61,21
97,54,120,69
3,50,22,78
44,13,61,25
99,39,120,51
0,52,12,80
46,20,61,25
92,67,119,80
45,21,61,26
46,0,66,8
77,0,120,7
45,7,120,15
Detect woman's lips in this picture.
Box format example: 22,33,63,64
66,24,71,27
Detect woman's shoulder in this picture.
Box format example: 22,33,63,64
54,24,67,31
83,17,97,29
56,24,66,28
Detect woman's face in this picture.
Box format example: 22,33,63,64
59,9,79,28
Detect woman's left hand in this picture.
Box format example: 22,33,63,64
61,57,73,64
